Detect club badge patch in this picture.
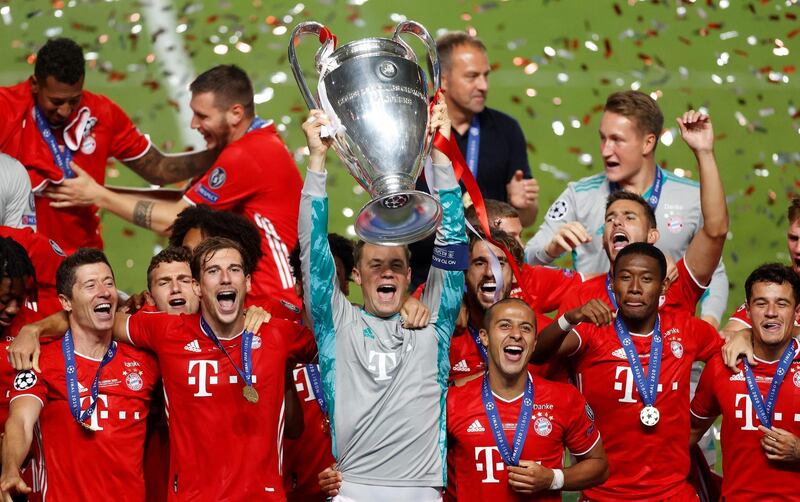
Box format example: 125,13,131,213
124,371,144,391
670,340,684,359
14,370,37,391
793,371,800,389
534,416,553,437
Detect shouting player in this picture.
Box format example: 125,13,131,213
691,264,800,499
446,298,608,501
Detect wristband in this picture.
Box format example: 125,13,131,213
549,468,564,490
557,315,576,332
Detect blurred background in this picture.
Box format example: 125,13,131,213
0,0,797,317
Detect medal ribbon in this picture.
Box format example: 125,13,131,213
743,340,797,429
247,116,268,133
467,324,489,362
609,165,664,210
606,279,663,408
465,116,480,178
34,106,75,178
62,329,117,427
305,364,329,414
481,372,534,466
199,317,254,389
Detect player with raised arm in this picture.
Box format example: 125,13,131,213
691,264,800,500
298,99,466,501
1,249,159,501
446,298,608,501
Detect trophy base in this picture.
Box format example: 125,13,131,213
355,190,442,246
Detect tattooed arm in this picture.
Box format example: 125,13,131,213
122,146,220,186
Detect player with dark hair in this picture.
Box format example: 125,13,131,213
691,264,800,499
46,64,304,319
143,246,197,316
530,243,723,499
0,248,159,501
723,197,800,336
0,37,221,254
528,98,730,326
446,298,608,501
0,237,37,331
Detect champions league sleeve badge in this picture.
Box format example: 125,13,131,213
13,370,37,391
546,199,569,221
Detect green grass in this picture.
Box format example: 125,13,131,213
0,0,797,317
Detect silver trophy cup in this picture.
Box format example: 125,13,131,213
289,21,441,245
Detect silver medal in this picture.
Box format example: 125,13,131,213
640,405,660,427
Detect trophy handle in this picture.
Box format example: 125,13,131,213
392,21,440,91
288,21,337,110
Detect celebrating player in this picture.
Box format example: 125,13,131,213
446,298,608,501
1,249,159,501
531,243,723,499
0,38,220,253
44,64,304,318
691,263,800,499
298,100,466,500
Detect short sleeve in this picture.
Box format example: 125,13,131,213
664,258,706,315
728,302,751,328
278,321,318,365
690,357,721,420
107,98,151,162
126,311,173,352
563,387,601,456
523,265,583,313
9,369,48,408
184,149,255,209
568,325,591,360
688,315,724,363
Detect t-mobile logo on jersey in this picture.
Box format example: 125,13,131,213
474,446,504,483
368,351,396,381
732,393,800,431
613,366,666,404
292,366,316,402
78,394,108,431
188,360,219,397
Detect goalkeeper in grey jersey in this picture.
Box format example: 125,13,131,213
298,99,466,501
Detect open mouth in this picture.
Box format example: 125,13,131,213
478,281,497,303
376,284,397,303
762,321,783,333
605,160,620,169
612,232,630,251
503,344,524,362
216,291,237,312
93,303,113,319
168,298,187,308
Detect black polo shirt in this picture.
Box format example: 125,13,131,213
409,106,532,290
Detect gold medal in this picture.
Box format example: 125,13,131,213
242,384,259,404
321,415,331,436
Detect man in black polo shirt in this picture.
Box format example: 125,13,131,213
411,31,538,289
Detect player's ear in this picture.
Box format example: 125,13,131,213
245,274,252,294
352,267,362,286
646,228,660,244
58,294,72,312
642,133,657,156
143,291,156,307
29,75,40,94
478,328,489,347
227,103,245,127
191,279,201,299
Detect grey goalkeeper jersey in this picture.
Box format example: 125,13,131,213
525,167,728,320
299,163,466,488
0,153,36,229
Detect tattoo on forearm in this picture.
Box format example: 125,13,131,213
133,200,155,229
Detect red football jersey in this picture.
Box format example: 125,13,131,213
571,309,722,500
183,123,303,315
0,81,151,252
282,364,335,500
691,348,800,500
557,257,705,317
9,339,159,502
126,311,317,501
510,264,584,313
446,375,599,502
728,301,800,329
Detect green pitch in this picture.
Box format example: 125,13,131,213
0,0,797,317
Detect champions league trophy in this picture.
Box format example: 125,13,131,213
289,21,441,245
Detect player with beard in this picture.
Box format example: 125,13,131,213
0,38,220,254
530,243,722,500
691,264,800,500
44,65,303,319
723,197,800,336
446,299,608,501
299,100,466,501
12,238,310,500
1,249,159,501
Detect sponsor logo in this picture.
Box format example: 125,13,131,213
452,359,470,372
21,215,36,226
13,371,37,391
49,239,66,257
533,416,553,437
184,340,201,353
195,185,219,203
670,340,684,359
124,361,141,368
546,200,569,221
585,403,595,422
280,300,301,314
125,371,144,391
612,348,627,359
467,419,485,433
208,167,226,188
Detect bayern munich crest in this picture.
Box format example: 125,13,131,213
793,371,800,389
533,416,553,437
125,371,143,391
13,370,37,391
670,340,684,359
252,335,262,350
